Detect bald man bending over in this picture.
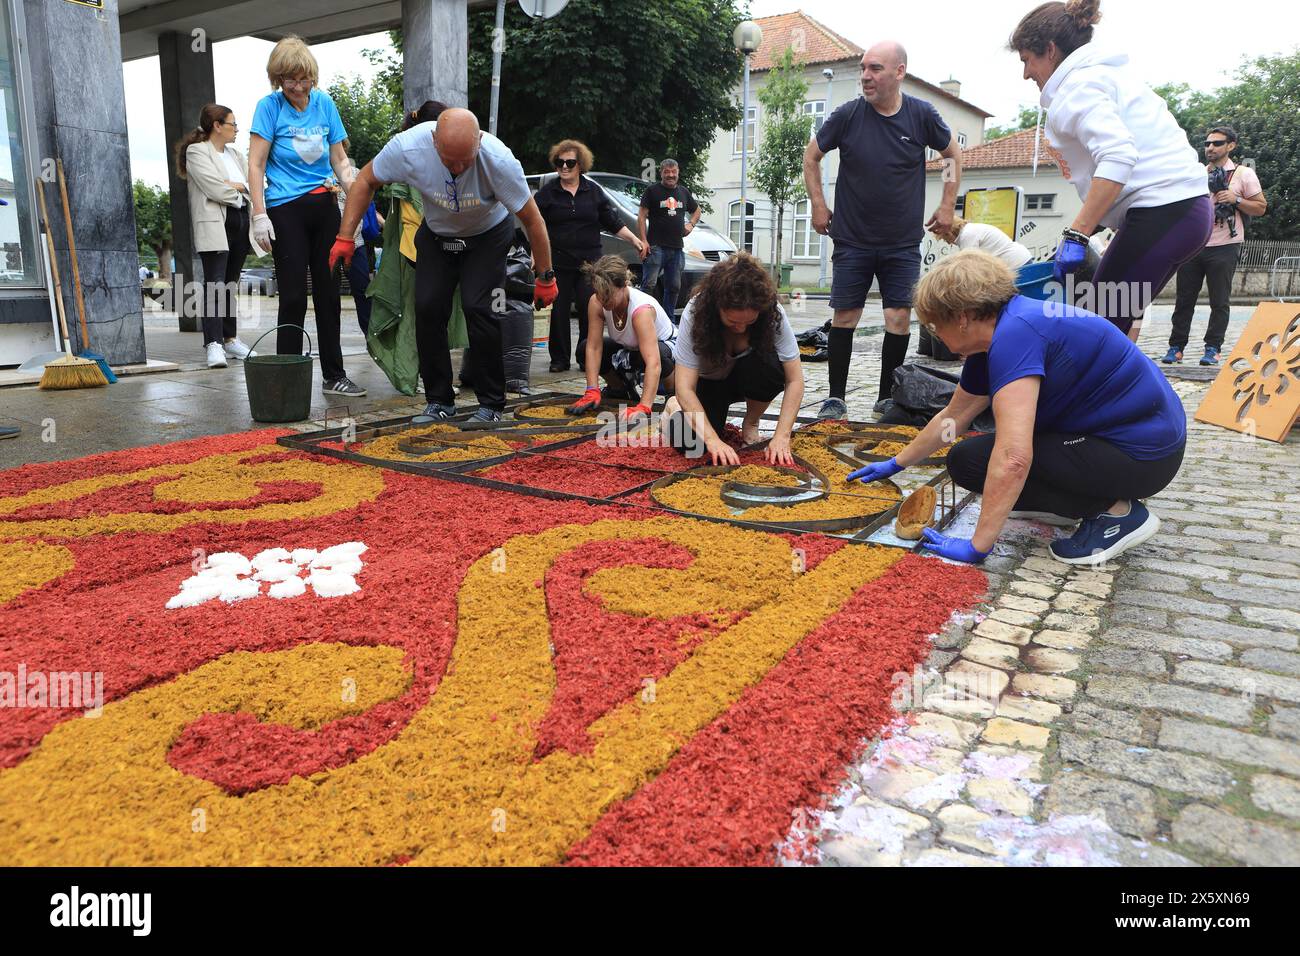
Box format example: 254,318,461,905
804,41,962,420
335,108,557,422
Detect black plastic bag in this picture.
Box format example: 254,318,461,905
884,363,995,431
460,244,536,393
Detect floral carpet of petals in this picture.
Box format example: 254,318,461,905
0,428,985,866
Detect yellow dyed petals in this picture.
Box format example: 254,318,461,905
0,540,76,605
0,446,385,540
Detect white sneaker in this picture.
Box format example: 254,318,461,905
223,339,252,360
206,342,228,368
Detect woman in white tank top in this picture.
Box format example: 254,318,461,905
566,256,677,422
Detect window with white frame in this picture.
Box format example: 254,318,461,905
801,100,826,134
791,199,822,259
0,0,43,288
1025,193,1056,212
732,105,756,155
728,199,754,252
957,132,968,148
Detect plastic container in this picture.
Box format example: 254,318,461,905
243,325,314,423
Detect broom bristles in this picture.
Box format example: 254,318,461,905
40,354,109,390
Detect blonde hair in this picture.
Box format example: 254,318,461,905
548,139,594,173
913,250,1018,327
266,36,319,90
582,255,630,304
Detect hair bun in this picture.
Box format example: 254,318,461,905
1064,0,1102,27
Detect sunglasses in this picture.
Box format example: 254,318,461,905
553,158,578,170
1204,140,1229,147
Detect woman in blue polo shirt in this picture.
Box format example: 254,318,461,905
849,250,1185,566
247,36,364,397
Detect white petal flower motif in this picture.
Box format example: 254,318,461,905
165,542,367,609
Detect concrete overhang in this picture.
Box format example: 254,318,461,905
119,0,496,62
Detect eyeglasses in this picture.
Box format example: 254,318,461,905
1204,140,1229,147
219,120,239,130
553,158,578,170
282,77,313,90
444,177,460,212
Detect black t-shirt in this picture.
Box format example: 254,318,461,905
639,183,699,249
534,175,624,269
816,93,952,249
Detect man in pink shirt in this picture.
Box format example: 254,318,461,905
1165,125,1267,366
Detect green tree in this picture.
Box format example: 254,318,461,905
750,47,811,277
465,1,742,194
985,104,1040,141
1154,52,1300,241
133,180,172,282
328,74,404,168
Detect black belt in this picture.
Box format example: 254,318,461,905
424,216,511,255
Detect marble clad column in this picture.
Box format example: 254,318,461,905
20,0,142,363
158,30,215,334
402,0,468,112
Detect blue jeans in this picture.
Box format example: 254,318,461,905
641,246,685,323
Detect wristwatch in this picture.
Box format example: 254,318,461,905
537,270,556,281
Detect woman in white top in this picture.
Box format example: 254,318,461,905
1011,0,1211,341
174,103,259,368
932,218,1032,269
567,255,676,423
664,252,804,467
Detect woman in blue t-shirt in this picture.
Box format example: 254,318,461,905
849,250,1186,566
247,36,364,397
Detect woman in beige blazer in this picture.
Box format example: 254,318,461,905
175,104,261,368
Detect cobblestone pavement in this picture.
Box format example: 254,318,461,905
782,305,1300,868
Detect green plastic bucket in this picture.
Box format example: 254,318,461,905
244,325,314,422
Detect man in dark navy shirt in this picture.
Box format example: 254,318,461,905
803,41,963,419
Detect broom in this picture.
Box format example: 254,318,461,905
57,159,117,383
37,181,107,390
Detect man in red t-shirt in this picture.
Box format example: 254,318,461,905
1165,126,1267,366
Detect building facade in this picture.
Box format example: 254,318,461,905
699,11,993,289
922,126,1083,266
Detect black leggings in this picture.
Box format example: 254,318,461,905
667,349,786,455
413,216,514,410
947,431,1185,519
549,265,594,366
198,205,250,346
268,190,345,381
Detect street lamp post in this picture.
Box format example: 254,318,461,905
733,20,762,254
818,67,834,288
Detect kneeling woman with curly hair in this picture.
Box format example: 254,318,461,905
664,252,805,466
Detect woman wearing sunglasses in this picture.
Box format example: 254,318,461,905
534,140,646,372
1011,0,1210,342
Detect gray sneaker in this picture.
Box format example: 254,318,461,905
817,397,848,420
471,407,503,423
412,402,456,424
323,377,366,396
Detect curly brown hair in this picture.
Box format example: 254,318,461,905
687,252,781,370
1009,0,1102,57
547,139,594,173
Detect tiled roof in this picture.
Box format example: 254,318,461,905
926,126,1072,178
748,10,863,71
749,11,992,118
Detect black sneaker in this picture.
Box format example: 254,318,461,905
323,377,366,396
412,402,456,424
472,407,503,423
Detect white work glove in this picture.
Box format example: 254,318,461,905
253,213,276,248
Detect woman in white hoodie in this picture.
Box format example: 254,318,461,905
1010,0,1211,342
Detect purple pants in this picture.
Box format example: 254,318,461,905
1089,195,1213,335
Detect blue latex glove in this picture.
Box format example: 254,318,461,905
847,457,903,484
921,527,990,564
1052,236,1088,282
